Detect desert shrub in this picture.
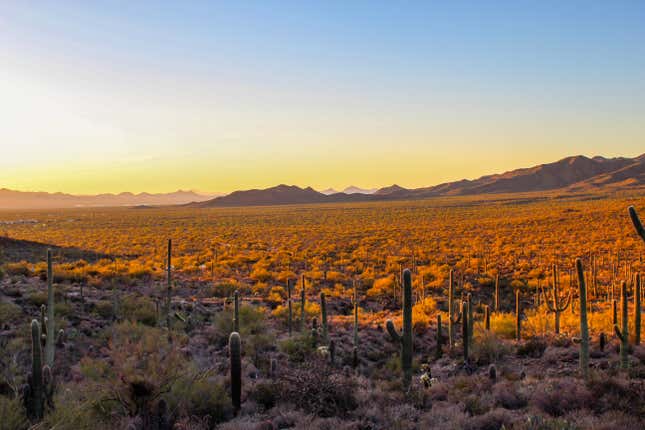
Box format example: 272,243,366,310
489,312,516,339
0,395,28,430
39,382,103,430
26,291,48,307
586,375,645,415
472,329,509,365
531,377,593,416
2,261,32,277
412,297,437,334
0,301,21,327
120,294,157,326
492,381,527,410
279,361,357,417
168,373,230,424
209,282,238,298
94,300,114,319
249,380,279,410
478,277,494,287
279,333,315,362
517,337,547,358
272,301,320,328
366,276,394,299
466,408,515,430
88,322,188,422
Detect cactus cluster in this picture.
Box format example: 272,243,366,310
23,320,54,421
386,269,413,388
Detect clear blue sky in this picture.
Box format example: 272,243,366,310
1,1,644,193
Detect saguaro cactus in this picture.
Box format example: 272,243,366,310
435,314,443,359
300,275,306,332
45,250,55,368
614,281,629,369
542,264,572,334
484,304,491,330
229,332,242,414
386,269,413,388
287,279,293,337
462,300,469,364
448,269,461,348
320,292,328,343
515,289,521,341
166,239,172,331
233,290,240,333
629,206,645,243
634,273,641,345
576,258,590,380
23,320,54,421
353,281,359,368
494,273,500,311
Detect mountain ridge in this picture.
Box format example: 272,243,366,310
195,153,645,207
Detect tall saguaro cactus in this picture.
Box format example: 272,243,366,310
634,273,641,345
166,239,172,331
542,264,572,334
448,269,461,348
576,258,590,380
353,280,359,368
515,289,521,341
300,275,306,332
386,269,413,388
45,250,55,368
614,281,629,369
229,332,242,414
287,279,293,337
494,273,500,311
462,300,469,364
320,292,328,343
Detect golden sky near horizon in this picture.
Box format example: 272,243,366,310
1,3,644,195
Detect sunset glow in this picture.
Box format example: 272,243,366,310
1,1,644,194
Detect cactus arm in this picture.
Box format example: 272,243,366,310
233,290,239,333
557,289,573,312
614,324,624,342
629,206,645,243
386,319,402,343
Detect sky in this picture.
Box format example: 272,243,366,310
1,1,644,194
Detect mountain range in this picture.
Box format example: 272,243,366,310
2,154,643,209
195,153,645,207
0,189,218,209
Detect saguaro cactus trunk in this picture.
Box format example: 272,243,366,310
229,332,242,414
576,258,590,380
166,239,172,330
386,269,413,389
45,250,55,368
614,281,629,369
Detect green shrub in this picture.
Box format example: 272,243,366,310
120,294,157,326
2,261,32,277
279,333,314,363
94,300,113,319
0,301,22,327
0,395,28,430
168,374,230,424
26,292,48,307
